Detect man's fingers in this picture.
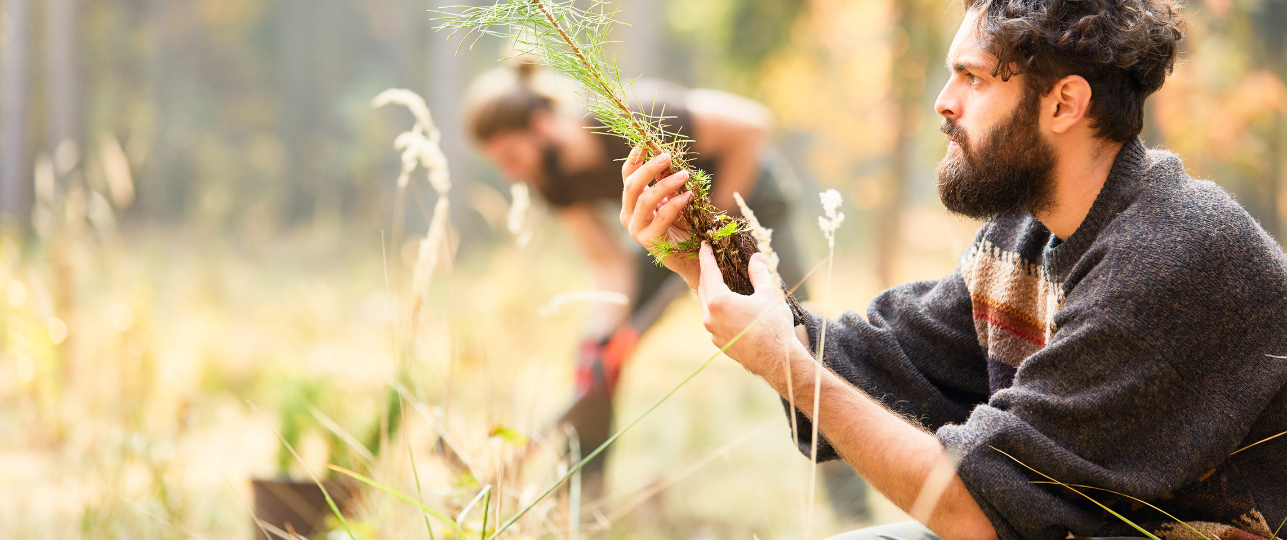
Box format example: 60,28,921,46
698,242,730,297
747,252,776,295
620,152,670,227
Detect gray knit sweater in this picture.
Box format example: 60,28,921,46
791,139,1287,540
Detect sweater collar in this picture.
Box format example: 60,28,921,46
1044,138,1149,281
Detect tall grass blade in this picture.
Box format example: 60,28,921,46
389,378,481,477
1229,429,1287,456
602,422,771,523
1001,429,1287,540
249,402,357,540
482,258,826,539
806,244,836,538
807,189,846,538
909,450,961,524
992,446,1162,540
307,403,377,467
407,415,436,540
458,484,493,529
566,425,582,540
328,464,465,537
201,446,276,540
257,519,309,540
1030,482,1215,540
481,486,492,540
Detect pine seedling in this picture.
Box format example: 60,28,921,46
434,0,798,305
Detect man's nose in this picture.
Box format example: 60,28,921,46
935,83,959,121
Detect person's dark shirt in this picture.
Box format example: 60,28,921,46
789,139,1287,540
536,81,719,208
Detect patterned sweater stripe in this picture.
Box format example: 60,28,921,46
788,139,1287,540
971,294,1047,347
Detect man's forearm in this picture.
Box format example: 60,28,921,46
761,340,997,540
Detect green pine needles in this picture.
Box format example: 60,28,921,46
434,0,763,289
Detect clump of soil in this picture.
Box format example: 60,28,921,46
656,153,807,323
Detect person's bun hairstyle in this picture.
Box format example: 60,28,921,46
464,58,564,142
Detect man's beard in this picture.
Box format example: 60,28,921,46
936,86,1057,220
537,141,562,187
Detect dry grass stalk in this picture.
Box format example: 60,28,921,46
733,192,781,287
536,289,629,317
372,88,453,325
734,189,808,524
806,188,846,539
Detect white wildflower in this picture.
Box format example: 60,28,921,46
733,192,781,291
818,189,846,249
507,182,533,248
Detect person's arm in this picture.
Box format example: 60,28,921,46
698,226,1287,540
619,149,700,288
557,203,636,339
694,244,998,540
686,89,772,212
786,263,990,461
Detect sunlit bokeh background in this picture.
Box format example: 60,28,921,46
1,0,1284,538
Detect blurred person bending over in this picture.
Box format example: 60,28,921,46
465,63,870,516
621,0,1287,539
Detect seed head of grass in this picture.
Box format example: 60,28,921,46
374,88,454,313
818,189,846,249
374,88,451,196
733,192,780,291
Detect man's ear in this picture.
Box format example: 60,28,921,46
1049,75,1092,135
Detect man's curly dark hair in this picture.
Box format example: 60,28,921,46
966,0,1186,142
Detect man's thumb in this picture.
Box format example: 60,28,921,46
748,252,775,294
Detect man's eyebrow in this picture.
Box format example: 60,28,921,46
947,58,990,74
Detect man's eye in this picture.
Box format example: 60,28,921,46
967,73,981,85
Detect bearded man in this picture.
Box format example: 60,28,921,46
619,0,1287,538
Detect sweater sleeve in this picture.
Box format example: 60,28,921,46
937,228,1287,540
786,266,991,461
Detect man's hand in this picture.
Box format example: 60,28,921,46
620,147,699,288
696,243,796,375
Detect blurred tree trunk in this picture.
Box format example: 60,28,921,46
426,1,478,252
879,88,915,288
140,0,194,220
877,0,939,287
1271,115,1285,241
278,0,325,223
45,0,82,164
1248,0,1287,240
615,0,661,79
1258,0,1286,241
1,0,34,230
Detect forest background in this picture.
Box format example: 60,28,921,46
1,0,1285,538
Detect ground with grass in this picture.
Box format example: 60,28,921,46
0,205,976,539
